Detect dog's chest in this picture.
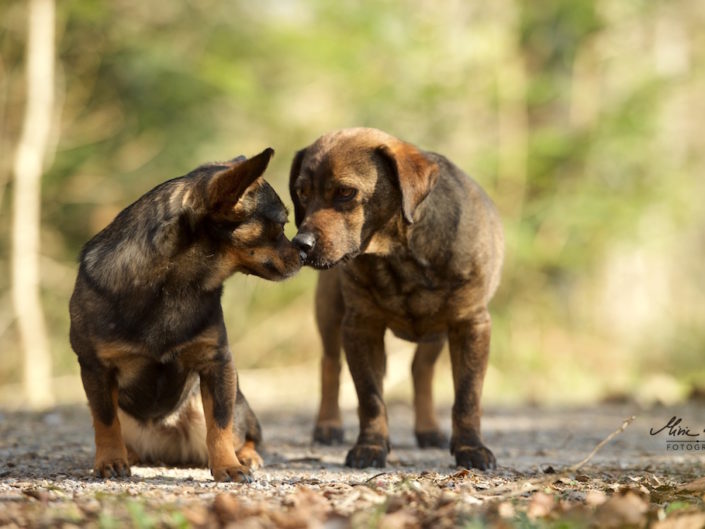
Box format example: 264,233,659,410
345,257,466,336
117,359,198,422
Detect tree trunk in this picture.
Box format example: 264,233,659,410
11,0,56,408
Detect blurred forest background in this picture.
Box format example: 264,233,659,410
1,0,704,411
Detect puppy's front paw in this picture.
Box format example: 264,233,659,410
211,464,253,483
345,443,387,468
453,444,496,470
313,422,344,445
415,429,449,449
94,455,131,478
236,442,263,471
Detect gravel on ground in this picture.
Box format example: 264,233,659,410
1,402,704,528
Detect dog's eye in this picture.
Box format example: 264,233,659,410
334,187,357,202
296,188,309,204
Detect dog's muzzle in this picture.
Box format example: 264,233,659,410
292,232,316,261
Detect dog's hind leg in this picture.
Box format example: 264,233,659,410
233,385,263,470
313,270,345,444
412,338,449,448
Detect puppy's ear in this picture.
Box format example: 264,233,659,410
207,148,274,215
289,148,308,227
376,142,439,223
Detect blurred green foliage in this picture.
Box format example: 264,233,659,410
1,0,704,405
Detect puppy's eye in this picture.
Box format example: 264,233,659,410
334,187,357,203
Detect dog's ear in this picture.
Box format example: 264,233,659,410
376,142,439,223
289,148,307,227
207,148,274,215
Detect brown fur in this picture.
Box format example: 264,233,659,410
70,149,301,481
290,128,504,470
91,386,130,478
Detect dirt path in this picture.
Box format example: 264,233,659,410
1,402,704,528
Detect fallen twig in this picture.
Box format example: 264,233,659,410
568,416,636,472
364,472,390,484
464,416,638,502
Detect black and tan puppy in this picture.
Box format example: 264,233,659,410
289,128,504,470
69,148,301,481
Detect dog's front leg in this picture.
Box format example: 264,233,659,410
447,310,496,470
199,353,251,482
342,313,389,468
79,355,130,478
313,270,345,444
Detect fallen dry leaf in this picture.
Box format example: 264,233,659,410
21,487,50,502
497,501,515,519
678,478,705,493
284,487,331,513
652,512,705,529
182,504,210,526
585,490,607,506
213,493,245,524
527,492,555,519
379,509,418,529
594,491,648,528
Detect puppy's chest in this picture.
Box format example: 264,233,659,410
117,357,198,422
97,330,220,421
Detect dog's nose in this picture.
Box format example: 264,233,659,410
292,232,316,257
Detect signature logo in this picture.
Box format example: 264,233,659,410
650,416,704,451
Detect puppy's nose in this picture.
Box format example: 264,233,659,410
292,232,316,257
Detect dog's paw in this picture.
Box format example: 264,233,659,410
93,457,131,478
345,443,387,468
415,429,449,449
211,463,253,483
453,445,496,471
236,444,263,471
313,423,344,445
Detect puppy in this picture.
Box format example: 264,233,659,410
289,128,504,469
69,148,301,481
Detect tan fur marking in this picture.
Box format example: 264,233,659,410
168,182,185,205
175,327,221,370
200,379,250,481
412,342,444,433
181,187,192,207
366,414,390,440
317,356,342,425
96,342,150,387
95,341,140,362
92,386,129,476
235,221,264,243
414,368,438,432
236,440,263,470
201,387,236,468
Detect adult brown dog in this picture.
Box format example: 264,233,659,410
69,149,301,481
289,128,504,470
